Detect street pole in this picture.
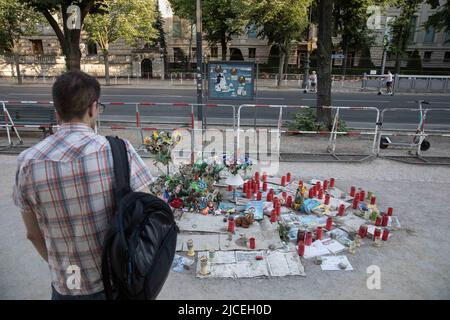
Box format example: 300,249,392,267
196,0,203,125
302,6,313,89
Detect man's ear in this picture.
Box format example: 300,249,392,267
87,101,96,118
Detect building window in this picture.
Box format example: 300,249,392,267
423,26,435,44
173,47,184,63
30,39,43,55
407,16,417,43
445,31,450,43
172,17,182,38
87,42,97,55
444,52,450,62
248,48,256,58
423,51,432,62
210,47,218,58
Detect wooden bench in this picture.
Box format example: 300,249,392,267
5,105,57,137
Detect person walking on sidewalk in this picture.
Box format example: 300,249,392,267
12,71,154,300
310,71,317,93
386,70,393,94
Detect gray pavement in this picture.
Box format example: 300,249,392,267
1,153,449,300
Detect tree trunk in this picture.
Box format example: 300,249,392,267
277,49,286,88
13,51,22,85
316,0,333,130
61,3,82,71
221,36,227,61
341,35,348,79
103,51,110,86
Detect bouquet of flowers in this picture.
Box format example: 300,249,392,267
222,154,252,176
143,130,182,166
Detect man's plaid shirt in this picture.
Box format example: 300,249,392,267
12,123,153,295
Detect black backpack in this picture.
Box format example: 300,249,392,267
101,136,178,300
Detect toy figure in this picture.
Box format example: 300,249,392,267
292,188,304,211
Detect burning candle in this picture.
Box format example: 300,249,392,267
286,195,293,207
281,176,286,186
323,180,329,190
350,186,356,197
387,207,393,216
227,217,235,233
305,232,313,246
282,191,287,199
246,188,252,199
257,192,262,201
316,227,323,240
249,237,256,249
330,178,335,188
382,229,389,241
359,190,366,202
267,192,273,202
262,173,267,182
286,172,291,182
270,210,277,223
375,215,382,226
382,214,389,227
297,241,305,257
370,196,376,205
262,182,268,192
255,171,260,181
373,227,382,241
318,189,324,200
316,181,321,190
358,225,367,238
324,194,330,205
338,204,346,216
352,198,359,209
326,217,333,231
308,188,314,198
297,229,306,243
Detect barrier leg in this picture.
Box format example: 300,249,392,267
191,104,195,164
2,103,11,146
327,108,340,154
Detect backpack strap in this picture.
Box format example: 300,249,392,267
106,136,131,200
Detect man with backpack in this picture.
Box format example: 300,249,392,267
12,71,157,299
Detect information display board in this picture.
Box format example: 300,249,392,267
207,62,255,100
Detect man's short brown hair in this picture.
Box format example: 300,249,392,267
52,71,101,121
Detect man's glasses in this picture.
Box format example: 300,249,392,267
97,102,106,114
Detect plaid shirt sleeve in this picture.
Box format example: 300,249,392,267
124,139,154,192
12,156,34,213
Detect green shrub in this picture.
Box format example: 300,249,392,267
286,109,349,132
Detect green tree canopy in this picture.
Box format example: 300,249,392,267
83,0,158,84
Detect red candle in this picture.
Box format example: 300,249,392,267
281,176,286,186
323,180,329,190
325,217,333,231
350,186,356,197
227,217,235,233
370,196,376,205
359,190,366,202
262,173,267,182
316,227,323,240
228,185,233,192
305,232,313,246
282,191,287,199
267,192,273,202
298,180,303,189
382,214,389,227
387,207,393,216
262,182,268,192
255,171,260,181
256,180,260,192
249,237,256,249
375,215,382,226
316,181,321,190
318,189,324,200
286,172,291,182
269,188,274,195
286,195,293,207
246,188,252,199
297,241,305,257
330,178,335,188
273,197,279,207
243,182,247,193
373,227,382,241
256,192,262,201
308,188,314,198
352,198,359,209
270,210,277,223
358,225,368,238
382,229,389,241
275,205,280,216
338,204,346,216
324,194,330,205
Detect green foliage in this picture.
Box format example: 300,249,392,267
287,109,348,132
0,0,43,53
424,0,450,32
83,0,158,52
247,0,310,53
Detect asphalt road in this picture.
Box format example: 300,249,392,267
1,85,450,129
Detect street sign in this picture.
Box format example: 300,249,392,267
207,62,255,100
